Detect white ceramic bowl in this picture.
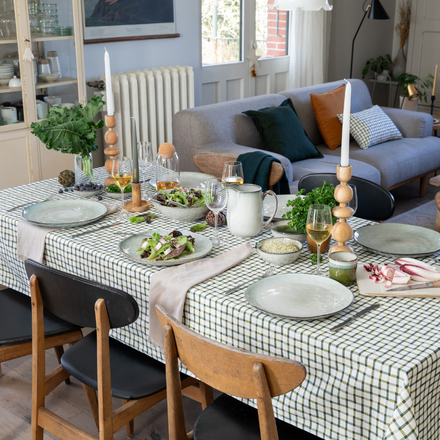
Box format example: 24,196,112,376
150,197,208,222
44,95,61,106
74,189,102,198
270,220,307,242
39,73,61,83
104,189,132,200
257,238,302,266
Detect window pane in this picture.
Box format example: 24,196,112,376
256,0,288,58
202,0,241,65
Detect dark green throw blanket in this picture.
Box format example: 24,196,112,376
237,151,290,194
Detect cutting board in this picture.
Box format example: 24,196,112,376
356,263,440,298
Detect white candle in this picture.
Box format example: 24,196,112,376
341,80,351,167
104,48,115,116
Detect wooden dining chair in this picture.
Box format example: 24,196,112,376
0,287,82,380
156,304,321,440
193,152,284,191
26,259,212,440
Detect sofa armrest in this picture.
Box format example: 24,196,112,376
380,107,433,138
188,142,293,183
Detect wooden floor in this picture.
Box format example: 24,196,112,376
0,345,205,440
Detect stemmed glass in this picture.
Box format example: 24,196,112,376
138,141,153,194
111,156,133,219
205,178,227,247
306,204,332,276
222,161,244,185
347,184,358,216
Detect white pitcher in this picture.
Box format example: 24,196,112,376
226,184,278,238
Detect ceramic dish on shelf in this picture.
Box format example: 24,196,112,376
148,171,216,190
22,199,108,228
118,230,212,267
38,73,61,83
354,223,440,257
245,273,353,319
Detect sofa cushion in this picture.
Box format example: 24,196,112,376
310,84,345,150
242,99,323,163
337,105,402,149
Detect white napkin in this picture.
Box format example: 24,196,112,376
17,201,118,264
149,243,253,348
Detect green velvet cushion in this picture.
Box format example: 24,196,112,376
243,98,323,163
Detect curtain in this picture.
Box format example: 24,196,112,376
288,8,332,88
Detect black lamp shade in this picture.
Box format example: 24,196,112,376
368,0,390,20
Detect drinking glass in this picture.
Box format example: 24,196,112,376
205,178,227,247
222,161,244,185
138,141,153,194
347,184,358,216
111,156,133,219
306,204,332,276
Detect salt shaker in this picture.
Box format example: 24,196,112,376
47,51,61,77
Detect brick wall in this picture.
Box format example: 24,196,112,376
267,0,287,57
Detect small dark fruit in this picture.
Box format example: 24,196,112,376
205,211,226,227
58,189,63,194
97,195,103,201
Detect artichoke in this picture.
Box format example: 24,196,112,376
205,211,226,227
58,170,75,187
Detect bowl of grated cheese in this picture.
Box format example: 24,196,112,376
257,238,302,266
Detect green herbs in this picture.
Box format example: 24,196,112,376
190,222,207,232
282,181,337,234
107,184,132,193
156,187,205,207
129,213,155,224
310,254,323,265
136,231,195,261
30,95,105,158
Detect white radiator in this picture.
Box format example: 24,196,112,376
100,66,194,158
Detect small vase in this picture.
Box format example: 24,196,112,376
390,48,406,80
376,70,390,81
75,153,93,184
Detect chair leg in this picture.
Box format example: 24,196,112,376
82,384,99,430
53,345,70,385
420,175,427,197
199,383,214,410
0,363,2,378
123,399,134,438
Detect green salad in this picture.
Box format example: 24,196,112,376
156,187,205,207
136,230,195,261
107,184,132,193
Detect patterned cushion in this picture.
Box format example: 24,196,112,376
337,105,402,150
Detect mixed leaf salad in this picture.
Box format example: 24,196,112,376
136,230,195,261
156,187,205,207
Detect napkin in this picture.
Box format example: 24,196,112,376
149,243,253,348
17,201,118,264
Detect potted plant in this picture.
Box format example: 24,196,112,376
362,54,392,80
396,73,434,109
282,181,338,253
30,95,105,184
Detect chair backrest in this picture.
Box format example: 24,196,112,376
298,173,395,221
156,305,306,399
25,259,139,329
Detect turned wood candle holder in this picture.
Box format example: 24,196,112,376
329,165,354,254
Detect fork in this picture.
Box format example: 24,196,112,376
6,194,56,212
224,267,274,294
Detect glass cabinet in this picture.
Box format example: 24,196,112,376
0,0,86,189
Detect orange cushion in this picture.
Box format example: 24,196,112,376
310,84,346,150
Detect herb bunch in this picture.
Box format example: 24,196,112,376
282,181,337,234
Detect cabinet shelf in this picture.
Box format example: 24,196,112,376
0,85,21,94
35,77,77,90
31,34,75,42
0,37,18,45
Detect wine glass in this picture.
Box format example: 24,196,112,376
347,184,358,216
205,178,227,247
138,141,153,194
306,204,332,276
222,161,244,185
111,156,133,219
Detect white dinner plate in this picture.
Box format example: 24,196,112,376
118,229,212,266
263,194,303,221
149,172,216,189
22,199,108,228
245,273,353,319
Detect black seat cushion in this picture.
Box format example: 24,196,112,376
0,288,80,346
62,331,184,400
194,394,323,440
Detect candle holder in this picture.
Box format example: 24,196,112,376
329,165,355,254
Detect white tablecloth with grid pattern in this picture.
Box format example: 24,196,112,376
1,168,439,440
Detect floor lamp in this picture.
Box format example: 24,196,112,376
350,0,390,79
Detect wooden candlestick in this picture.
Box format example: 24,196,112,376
329,165,354,253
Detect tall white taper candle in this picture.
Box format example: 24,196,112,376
340,80,351,167
104,48,115,116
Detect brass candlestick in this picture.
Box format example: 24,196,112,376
329,165,354,253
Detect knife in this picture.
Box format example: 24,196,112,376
330,304,380,332
385,280,440,292
71,222,123,237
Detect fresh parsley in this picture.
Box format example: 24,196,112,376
310,254,323,265
107,184,132,193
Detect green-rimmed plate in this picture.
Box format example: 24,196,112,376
23,199,108,228
245,273,353,319
354,223,440,257
118,229,212,266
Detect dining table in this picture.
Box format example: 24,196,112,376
1,167,439,440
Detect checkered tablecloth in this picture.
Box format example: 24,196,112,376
1,168,439,440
